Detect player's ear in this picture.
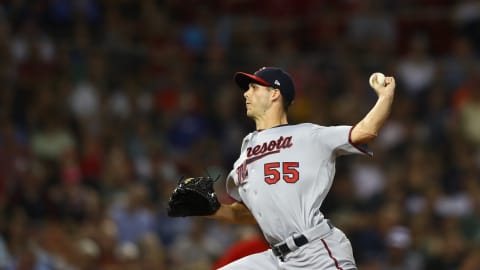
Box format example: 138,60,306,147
271,88,282,101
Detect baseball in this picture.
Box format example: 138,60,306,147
369,72,385,87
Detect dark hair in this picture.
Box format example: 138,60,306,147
282,94,293,112
270,87,292,112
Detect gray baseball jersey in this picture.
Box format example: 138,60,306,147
226,123,370,245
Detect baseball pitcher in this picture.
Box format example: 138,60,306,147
167,67,395,269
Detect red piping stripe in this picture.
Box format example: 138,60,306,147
321,239,343,270
348,126,373,157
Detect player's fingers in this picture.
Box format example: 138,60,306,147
385,77,396,89
385,76,394,85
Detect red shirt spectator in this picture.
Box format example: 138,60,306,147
213,232,269,269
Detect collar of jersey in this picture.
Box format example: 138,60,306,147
256,123,290,132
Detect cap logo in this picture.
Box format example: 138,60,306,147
274,80,280,86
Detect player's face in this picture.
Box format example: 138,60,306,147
243,83,273,118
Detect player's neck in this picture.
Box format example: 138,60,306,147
255,112,288,131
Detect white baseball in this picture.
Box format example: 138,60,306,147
369,72,385,87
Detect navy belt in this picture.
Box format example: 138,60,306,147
271,220,334,260
271,235,308,258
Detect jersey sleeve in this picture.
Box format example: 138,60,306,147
226,170,242,202
312,125,373,157
225,134,252,202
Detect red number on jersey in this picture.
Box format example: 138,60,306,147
264,162,281,184
264,162,299,184
283,162,299,183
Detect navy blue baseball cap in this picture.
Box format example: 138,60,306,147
234,67,295,105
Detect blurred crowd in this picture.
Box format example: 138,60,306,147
0,0,480,269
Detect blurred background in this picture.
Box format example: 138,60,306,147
0,0,480,269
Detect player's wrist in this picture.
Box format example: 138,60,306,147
377,92,394,101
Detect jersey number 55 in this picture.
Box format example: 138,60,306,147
264,162,299,184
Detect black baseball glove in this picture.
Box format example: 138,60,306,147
167,176,221,217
